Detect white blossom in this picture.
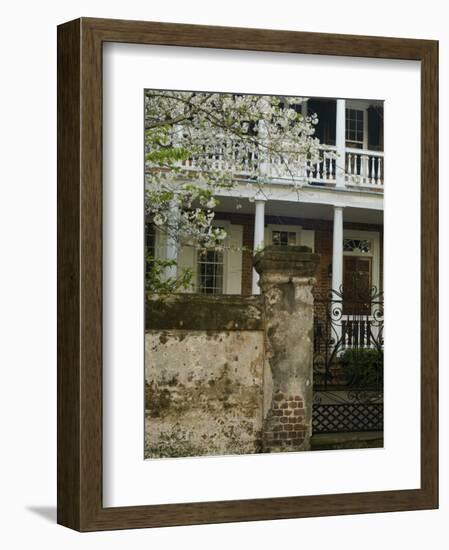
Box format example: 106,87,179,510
144,90,334,253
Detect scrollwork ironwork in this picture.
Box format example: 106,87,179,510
312,284,384,434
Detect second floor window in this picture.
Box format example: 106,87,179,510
345,108,364,149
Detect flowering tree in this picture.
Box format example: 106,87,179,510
144,90,326,292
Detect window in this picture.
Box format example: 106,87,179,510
343,238,372,254
197,249,224,294
345,108,364,148
272,230,297,246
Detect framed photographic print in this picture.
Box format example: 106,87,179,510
57,17,438,531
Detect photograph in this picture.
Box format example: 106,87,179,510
143,90,384,458
50,9,438,535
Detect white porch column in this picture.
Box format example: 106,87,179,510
300,101,309,182
301,99,308,119
252,197,267,294
332,205,344,293
336,99,346,188
258,119,270,179
164,201,178,280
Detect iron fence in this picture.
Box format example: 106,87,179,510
312,285,384,434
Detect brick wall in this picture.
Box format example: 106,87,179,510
263,391,306,451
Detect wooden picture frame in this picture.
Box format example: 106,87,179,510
57,17,438,531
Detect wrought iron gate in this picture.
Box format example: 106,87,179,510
312,285,384,434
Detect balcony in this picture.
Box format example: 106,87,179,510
344,148,384,190
178,142,384,191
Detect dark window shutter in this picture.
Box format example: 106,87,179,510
367,105,384,150
307,99,336,146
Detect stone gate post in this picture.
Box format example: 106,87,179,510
253,245,320,452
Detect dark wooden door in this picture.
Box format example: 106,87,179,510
343,256,372,314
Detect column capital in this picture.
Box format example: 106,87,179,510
252,193,268,203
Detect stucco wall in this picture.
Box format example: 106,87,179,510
145,294,266,458
145,329,265,458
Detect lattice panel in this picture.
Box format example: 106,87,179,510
312,403,383,433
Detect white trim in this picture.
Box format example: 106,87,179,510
332,206,344,297
336,99,346,188
363,108,369,150
346,99,376,110
252,198,266,293
216,181,383,210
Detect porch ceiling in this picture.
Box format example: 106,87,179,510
215,196,384,225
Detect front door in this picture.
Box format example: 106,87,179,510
343,256,372,315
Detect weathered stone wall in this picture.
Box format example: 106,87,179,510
145,295,265,458
145,247,320,458
145,330,264,458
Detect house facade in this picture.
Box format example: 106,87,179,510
146,95,384,445
146,97,384,309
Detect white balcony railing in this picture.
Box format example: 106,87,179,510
177,142,384,190
345,148,384,189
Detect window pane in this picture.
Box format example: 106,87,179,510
346,108,364,145
343,238,372,254
272,231,282,245
273,230,296,246
198,248,224,294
